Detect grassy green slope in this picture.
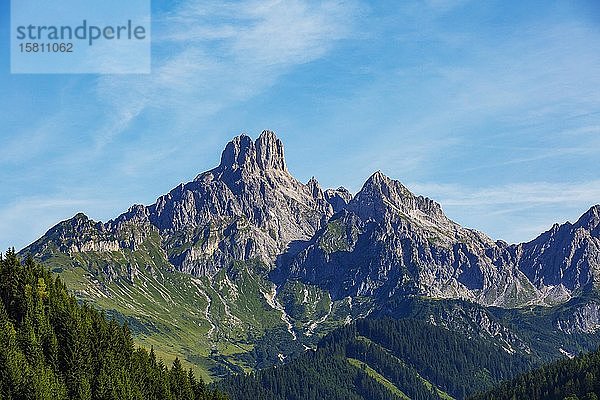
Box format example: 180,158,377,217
218,318,530,400
36,234,372,380
347,358,411,400
355,335,455,400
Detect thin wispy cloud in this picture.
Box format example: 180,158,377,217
0,0,362,251
406,180,600,243
409,181,600,208
311,12,600,185
93,0,361,150
1,1,598,250
0,197,102,251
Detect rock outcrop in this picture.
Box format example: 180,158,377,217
21,131,600,309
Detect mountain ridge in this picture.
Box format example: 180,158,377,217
18,130,600,379
22,130,600,307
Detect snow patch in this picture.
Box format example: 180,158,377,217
559,348,575,359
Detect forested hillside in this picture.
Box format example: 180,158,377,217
0,249,227,400
218,318,536,400
469,346,600,400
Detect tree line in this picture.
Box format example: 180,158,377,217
0,249,227,400
218,317,536,400
469,345,600,400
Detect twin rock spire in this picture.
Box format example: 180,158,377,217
214,130,447,221
219,130,287,172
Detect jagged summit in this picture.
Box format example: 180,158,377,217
16,131,600,382
366,170,387,183
358,170,413,200
215,130,287,174
575,205,600,231
325,187,352,213
19,130,600,309
306,176,325,200
350,170,446,223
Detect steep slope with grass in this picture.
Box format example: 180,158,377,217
18,131,600,379
218,318,536,400
0,249,226,400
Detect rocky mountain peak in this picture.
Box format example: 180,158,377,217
575,205,600,232
217,130,287,174
357,171,392,199
325,187,353,213
219,134,253,170
307,177,324,200
111,204,150,226
73,212,89,221
350,171,446,223
360,170,414,199
19,131,600,312
256,130,287,171
368,170,387,183
67,213,101,232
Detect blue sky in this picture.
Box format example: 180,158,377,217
1,0,599,250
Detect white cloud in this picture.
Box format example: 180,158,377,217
92,0,360,150
406,180,600,243
408,181,600,208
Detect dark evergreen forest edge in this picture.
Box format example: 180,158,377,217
217,318,536,400
218,317,600,400
5,246,600,400
0,249,227,400
469,345,600,400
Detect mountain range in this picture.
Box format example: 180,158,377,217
20,130,600,380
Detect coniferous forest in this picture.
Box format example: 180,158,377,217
0,249,227,400
469,345,600,400
217,318,536,400
5,245,600,400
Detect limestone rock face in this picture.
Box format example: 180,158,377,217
514,205,600,294
555,300,600,334
21,131,600,311
325,187,352,213
24,131,332,277
281,172,600,308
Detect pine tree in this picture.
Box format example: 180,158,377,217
0,250,227,400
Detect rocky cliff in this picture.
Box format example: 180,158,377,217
23,131,600,308
25,131,333,276
18,131,600,376
281,171,600,308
